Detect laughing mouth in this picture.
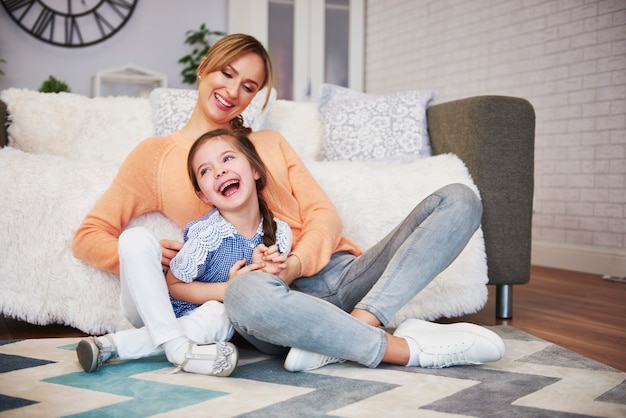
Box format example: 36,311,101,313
220,179,240,196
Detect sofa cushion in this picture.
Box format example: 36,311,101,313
149,87,277,136
317,84,436,162
0,89,153,165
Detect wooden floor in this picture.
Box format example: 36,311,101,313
1,265,625,372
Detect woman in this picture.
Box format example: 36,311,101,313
73,33,504,376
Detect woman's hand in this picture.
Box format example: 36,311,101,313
227,244,289,280
160,239,183,271
254,244,288,275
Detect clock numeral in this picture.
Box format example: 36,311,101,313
65,16,83,46
32,7,54,39
107,0,134,13
4,0,33,12
5,0,34,21
93,10,115,37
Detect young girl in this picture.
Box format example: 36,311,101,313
77,129,292,376
166,129,291,323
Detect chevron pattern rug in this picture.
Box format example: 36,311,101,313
0,326,624,417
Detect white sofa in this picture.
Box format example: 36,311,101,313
0,87,535,334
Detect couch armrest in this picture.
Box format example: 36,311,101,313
0,99,7,148
427,95,535,286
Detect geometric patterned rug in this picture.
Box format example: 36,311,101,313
0,326,624,417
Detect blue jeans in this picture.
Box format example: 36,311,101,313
224,183,482,368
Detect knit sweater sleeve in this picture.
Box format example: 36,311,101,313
72,137,170,274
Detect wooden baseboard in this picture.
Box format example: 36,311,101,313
531,241,626,277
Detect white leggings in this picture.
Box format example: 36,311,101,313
113,227,234,360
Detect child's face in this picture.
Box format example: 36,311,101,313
192,137,261,212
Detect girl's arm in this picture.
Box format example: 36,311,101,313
166,257,269,304
165,268,229,303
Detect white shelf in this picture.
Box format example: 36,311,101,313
92,65,167,97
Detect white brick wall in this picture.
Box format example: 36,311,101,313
365,0,626,271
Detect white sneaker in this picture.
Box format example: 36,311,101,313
284,347,345,372
393,319,505,368
177,341,239,377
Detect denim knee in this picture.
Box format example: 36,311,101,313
441,183,483,227
224,272,287,325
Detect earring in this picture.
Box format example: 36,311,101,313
197,74,202,80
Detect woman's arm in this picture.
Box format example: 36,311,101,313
72,139,163,274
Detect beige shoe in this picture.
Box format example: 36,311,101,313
177,341,239,376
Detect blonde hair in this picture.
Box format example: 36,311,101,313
197,33,274,111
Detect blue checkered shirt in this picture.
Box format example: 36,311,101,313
169,208,292,317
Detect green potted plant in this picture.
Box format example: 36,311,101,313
178,23,225,85
39,75,71,93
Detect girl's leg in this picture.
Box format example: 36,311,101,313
111,327,164,360
178,301,234,343
80,227,238,376
111,300,233,360
118,227,184,347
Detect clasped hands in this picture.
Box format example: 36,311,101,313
160,239,296,283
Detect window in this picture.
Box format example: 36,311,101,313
228,0,364,101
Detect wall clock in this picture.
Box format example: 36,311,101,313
1,0,138,47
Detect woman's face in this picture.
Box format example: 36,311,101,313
192,137,261,213
197,52,266,127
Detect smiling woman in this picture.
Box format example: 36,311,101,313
1,0,138,47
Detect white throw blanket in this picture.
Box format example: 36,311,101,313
0,89,488,334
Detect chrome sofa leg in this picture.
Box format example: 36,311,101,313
496,284,513,319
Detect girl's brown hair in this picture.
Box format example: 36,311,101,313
187,129,277,246
196,33,274,134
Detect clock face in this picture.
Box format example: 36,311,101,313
2,0,138,47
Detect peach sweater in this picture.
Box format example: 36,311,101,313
72,130,361,277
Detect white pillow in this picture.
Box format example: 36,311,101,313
150,86,277,136
317,84,436,162
264,100,323,162
0,88,154,165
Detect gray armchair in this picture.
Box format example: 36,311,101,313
428,96,535,318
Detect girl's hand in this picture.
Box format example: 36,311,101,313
160,239,183,271
228,258,266,280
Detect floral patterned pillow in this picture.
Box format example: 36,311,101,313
317,84,436,162
150,87,276,136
